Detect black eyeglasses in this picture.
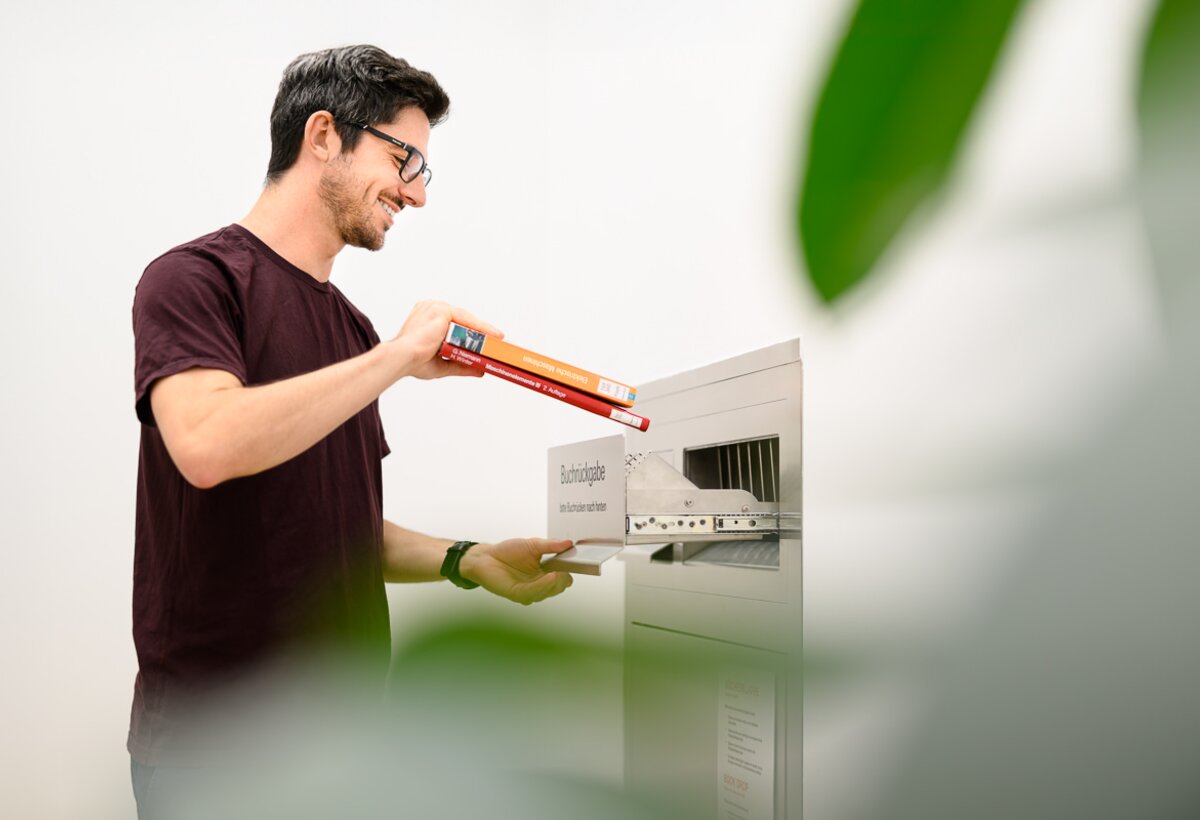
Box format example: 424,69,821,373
349,122,432,187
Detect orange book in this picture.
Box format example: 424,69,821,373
444,323,637,407
440,343,649,431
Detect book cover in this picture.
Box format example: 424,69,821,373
440,343,650,432
444,323,638,407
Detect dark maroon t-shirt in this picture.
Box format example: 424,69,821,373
129,225,391,764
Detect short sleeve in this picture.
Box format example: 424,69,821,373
132,252,247,426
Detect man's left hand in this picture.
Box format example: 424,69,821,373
460,538,575,605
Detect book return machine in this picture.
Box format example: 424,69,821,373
546,339,802,820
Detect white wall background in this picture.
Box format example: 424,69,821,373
0,0,1161,817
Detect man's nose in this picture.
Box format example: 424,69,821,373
399,177,426,208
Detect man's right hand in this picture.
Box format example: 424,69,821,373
391,299,504,381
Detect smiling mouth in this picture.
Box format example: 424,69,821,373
379,199,399,220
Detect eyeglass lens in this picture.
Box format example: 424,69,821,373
400,152,425,184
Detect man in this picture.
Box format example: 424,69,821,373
129,45,573,812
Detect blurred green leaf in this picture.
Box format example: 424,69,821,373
799,0,1024,303
1136,0,1200,351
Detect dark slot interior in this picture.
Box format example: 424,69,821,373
683,435,780,503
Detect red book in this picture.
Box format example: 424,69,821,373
440,342,651,432
444,322,638,407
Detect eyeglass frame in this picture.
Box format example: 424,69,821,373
347,122,432,187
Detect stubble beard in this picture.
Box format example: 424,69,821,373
318,159,385,252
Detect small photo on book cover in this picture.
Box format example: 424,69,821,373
447,324,485,354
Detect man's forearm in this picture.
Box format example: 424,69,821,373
153,339,417,488
382,520,455,582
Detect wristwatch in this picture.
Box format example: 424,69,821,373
440,541,479,589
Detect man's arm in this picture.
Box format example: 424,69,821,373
383,520,574,605
382,521,455,582
150,301,499,489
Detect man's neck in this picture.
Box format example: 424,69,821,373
238,179,343,283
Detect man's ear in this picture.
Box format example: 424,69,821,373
302,111,342,164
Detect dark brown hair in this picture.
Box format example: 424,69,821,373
266,45,450,183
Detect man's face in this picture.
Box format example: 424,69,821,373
318,107,432,251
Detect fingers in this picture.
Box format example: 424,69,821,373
526,538,575,556
518,570,573,606
414,300,502,339
448,305,503,339
521,546,574,604
404,357,484,382
394,300,506,380
396,300,501,346
491,537,573,565
481,538,576,605
437,360,486,379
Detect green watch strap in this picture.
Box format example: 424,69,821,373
440,541,479,589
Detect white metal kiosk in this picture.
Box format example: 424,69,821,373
548,340,802,820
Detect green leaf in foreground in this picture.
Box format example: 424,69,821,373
1136,0,1200,351
798,0,1024,303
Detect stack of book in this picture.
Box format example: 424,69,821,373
440,323,650,431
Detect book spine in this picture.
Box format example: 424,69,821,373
440,343,650,432
444,323,637,407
